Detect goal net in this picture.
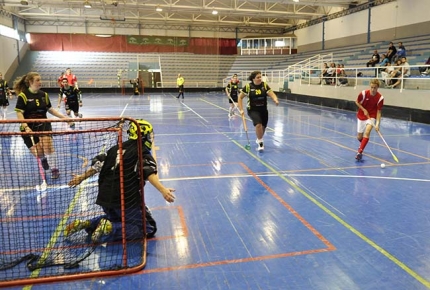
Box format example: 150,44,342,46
0,118,147,287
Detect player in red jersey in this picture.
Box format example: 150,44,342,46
355,79,384,161
65,68,78,89
57,71,65,88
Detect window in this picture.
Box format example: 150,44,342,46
0,25,19,40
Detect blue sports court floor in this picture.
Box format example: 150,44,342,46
3,91,430,289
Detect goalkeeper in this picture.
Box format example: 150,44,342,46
65,119,176,243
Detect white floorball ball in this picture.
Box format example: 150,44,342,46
380,163,386,169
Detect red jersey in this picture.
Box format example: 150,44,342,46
58,75,64,87
356,90,384,120
65,74,78,86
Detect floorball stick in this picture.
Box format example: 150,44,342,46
370,122,399,163
240,112,251,150
234,94,251,150
226,93,241,115
30,137,48,191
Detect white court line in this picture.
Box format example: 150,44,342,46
284,173,430,182
158,173,430,183
120,103,128,117
180,101,209,123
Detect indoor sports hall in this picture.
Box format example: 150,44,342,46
1,91,430,289
1,0,430,289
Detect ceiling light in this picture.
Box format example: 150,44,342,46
212,10,218,15
84,1,92,8
156,6,162,12
293,0,299,2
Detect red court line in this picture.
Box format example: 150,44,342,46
240,162,335,249
148,206,188,241
140,162,336,274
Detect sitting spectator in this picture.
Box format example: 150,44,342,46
386,42,397,62
320,63,329,84
326,63,336,85
380,62,394,84
392,42,406,63
418,57,430,75
388,57,410,89
379,54,389,67
337,64,348,86
366,50,380,67
377,54,389,75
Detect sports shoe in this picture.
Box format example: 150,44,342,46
91,218,112,243
51,168,60,179
64,220,91,237
256,139,264,151
41,157,50,170
355,152,363,161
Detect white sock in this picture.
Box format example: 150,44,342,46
1,107,5,119
46,154,57,169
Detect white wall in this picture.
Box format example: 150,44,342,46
0,35,18,75
325,10,368,41
296,0,430,48
296,23,323,47
289,79,430,111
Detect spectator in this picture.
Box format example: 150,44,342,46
387,59,402,87
388,57,410,88
377,54,389,76
418,57,430,75
326,63,336,85
379,54,389,67
366,50,380,67
320,63,329,84
380,62,394,84
385,42,397,62
393,42,406,63
337,64,348,86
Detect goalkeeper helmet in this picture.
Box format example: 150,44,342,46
128,119,153,150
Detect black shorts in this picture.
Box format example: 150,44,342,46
21,122,53,149
178,85,184,92
66,100,79,113
229,94,238,103
248,108,269,127
0,98,9,107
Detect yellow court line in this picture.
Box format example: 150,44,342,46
199,97,430,287
229,138,430,288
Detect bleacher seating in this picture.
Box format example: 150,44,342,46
13,34,430,90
